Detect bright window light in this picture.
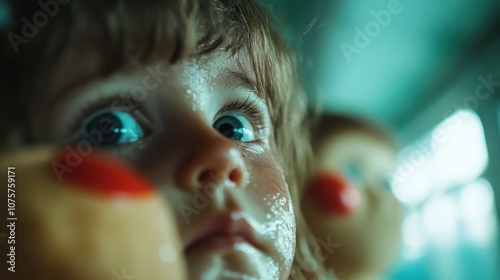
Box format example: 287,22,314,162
432,110,489,188
393,109,489,205
459,179,497,245
422,195,460,245
402,210,428,260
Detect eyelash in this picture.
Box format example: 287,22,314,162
66,94,150,140
217,96,270,143
66,94,270,145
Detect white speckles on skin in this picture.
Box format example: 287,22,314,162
259,190,296,277
166,50,293,278
174,58,209,112
221,271,258,280
230,243,280,280
173,53,226,113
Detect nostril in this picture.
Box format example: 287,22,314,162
197,168,244,188
229,168,243,184
198,170,217,186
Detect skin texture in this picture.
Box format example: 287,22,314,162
28,40,296,279
0,148,185,280
302,131,403,280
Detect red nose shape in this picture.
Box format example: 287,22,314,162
52,150,154,199
306,171,360,216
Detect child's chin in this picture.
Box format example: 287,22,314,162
186,243,280,279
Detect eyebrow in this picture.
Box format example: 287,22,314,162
47,66,264,111
221,69,260,97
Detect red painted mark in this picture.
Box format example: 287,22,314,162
53,150,154,198
306,171,360,216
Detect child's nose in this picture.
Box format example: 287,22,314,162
175,134,248,192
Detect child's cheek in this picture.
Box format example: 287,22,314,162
248,155,296,275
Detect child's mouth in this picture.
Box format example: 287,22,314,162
184,212,264,255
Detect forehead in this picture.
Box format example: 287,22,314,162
43,34,257,106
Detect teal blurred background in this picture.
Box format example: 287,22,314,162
266,0,500,279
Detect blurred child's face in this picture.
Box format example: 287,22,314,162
303,131,402,278
31,43,296,279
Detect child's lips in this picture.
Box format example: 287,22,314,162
184,212,264,255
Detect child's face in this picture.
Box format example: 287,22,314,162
31,44,296,279
303,131,402,278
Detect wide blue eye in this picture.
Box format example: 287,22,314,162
213,115,255,142
80,110,145,146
